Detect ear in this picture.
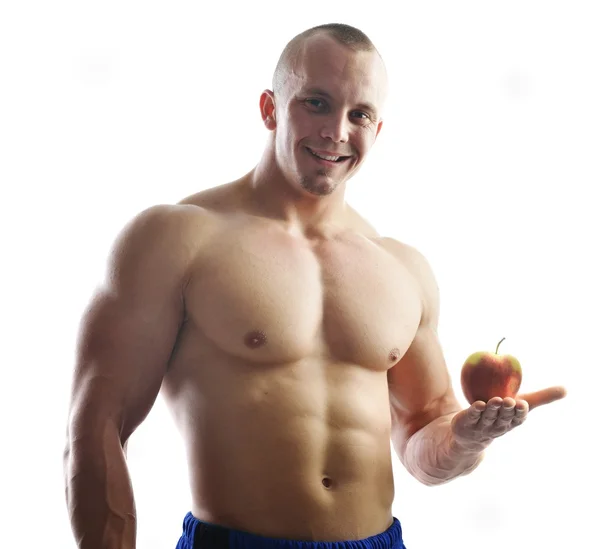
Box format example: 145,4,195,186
375,119,384,139
260,90,277,131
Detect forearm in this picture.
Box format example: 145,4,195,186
400,414,487,486
64,423,136,549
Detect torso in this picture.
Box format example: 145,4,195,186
160,180,423,540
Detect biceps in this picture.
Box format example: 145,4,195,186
71,288,182,442
388,325,461,438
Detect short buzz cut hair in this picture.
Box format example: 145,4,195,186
272,23,379,97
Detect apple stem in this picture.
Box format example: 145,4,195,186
496,337,506,354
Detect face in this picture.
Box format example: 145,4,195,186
262,34,387,197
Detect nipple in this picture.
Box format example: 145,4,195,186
389,348,401,363
244,330,267,349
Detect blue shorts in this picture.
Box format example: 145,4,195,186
175,512,406,549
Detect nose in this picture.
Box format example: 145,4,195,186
320,113,350,144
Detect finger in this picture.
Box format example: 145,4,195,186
517,386,567,411
465,400,487,424
495,397,517,426
479,397,503,427
511,399,529,426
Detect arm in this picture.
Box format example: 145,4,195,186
386,241,484,486
386,241,567,486
64,205,195,549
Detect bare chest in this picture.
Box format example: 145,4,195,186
185,222,422,371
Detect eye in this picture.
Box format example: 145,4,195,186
305,98,326,110
351,111,371,121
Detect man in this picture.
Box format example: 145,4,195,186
63,23,566,549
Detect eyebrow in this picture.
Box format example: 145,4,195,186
301,87,378,117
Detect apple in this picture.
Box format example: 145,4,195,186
460,338,522,404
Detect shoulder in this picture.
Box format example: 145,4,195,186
177,180,246,214
378,238,436,282
378,237,441,325
115,203,213,251
106,203,215,288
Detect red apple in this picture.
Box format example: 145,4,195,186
460,338,522,404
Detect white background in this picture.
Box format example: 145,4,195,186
1,1,598,548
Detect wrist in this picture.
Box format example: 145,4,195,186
450,429,491,456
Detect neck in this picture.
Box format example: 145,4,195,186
246,144,349,235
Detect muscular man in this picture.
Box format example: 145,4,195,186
63,23,566,549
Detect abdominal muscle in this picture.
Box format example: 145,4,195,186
161,327,396,541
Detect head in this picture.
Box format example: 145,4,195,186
260,24,388,198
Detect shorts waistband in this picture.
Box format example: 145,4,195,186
178,512,405,549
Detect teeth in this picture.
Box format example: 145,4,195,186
310,149,341,162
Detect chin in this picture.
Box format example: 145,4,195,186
299,175,341,197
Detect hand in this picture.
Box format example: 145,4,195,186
451,385,567,451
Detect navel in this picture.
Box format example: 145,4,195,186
388,347,401,363
244,330,267,349
322,477,333,489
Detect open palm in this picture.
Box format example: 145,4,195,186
451,385,567,449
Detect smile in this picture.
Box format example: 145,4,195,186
306,147,351,164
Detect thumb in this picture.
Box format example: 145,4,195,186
517,386,567,411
